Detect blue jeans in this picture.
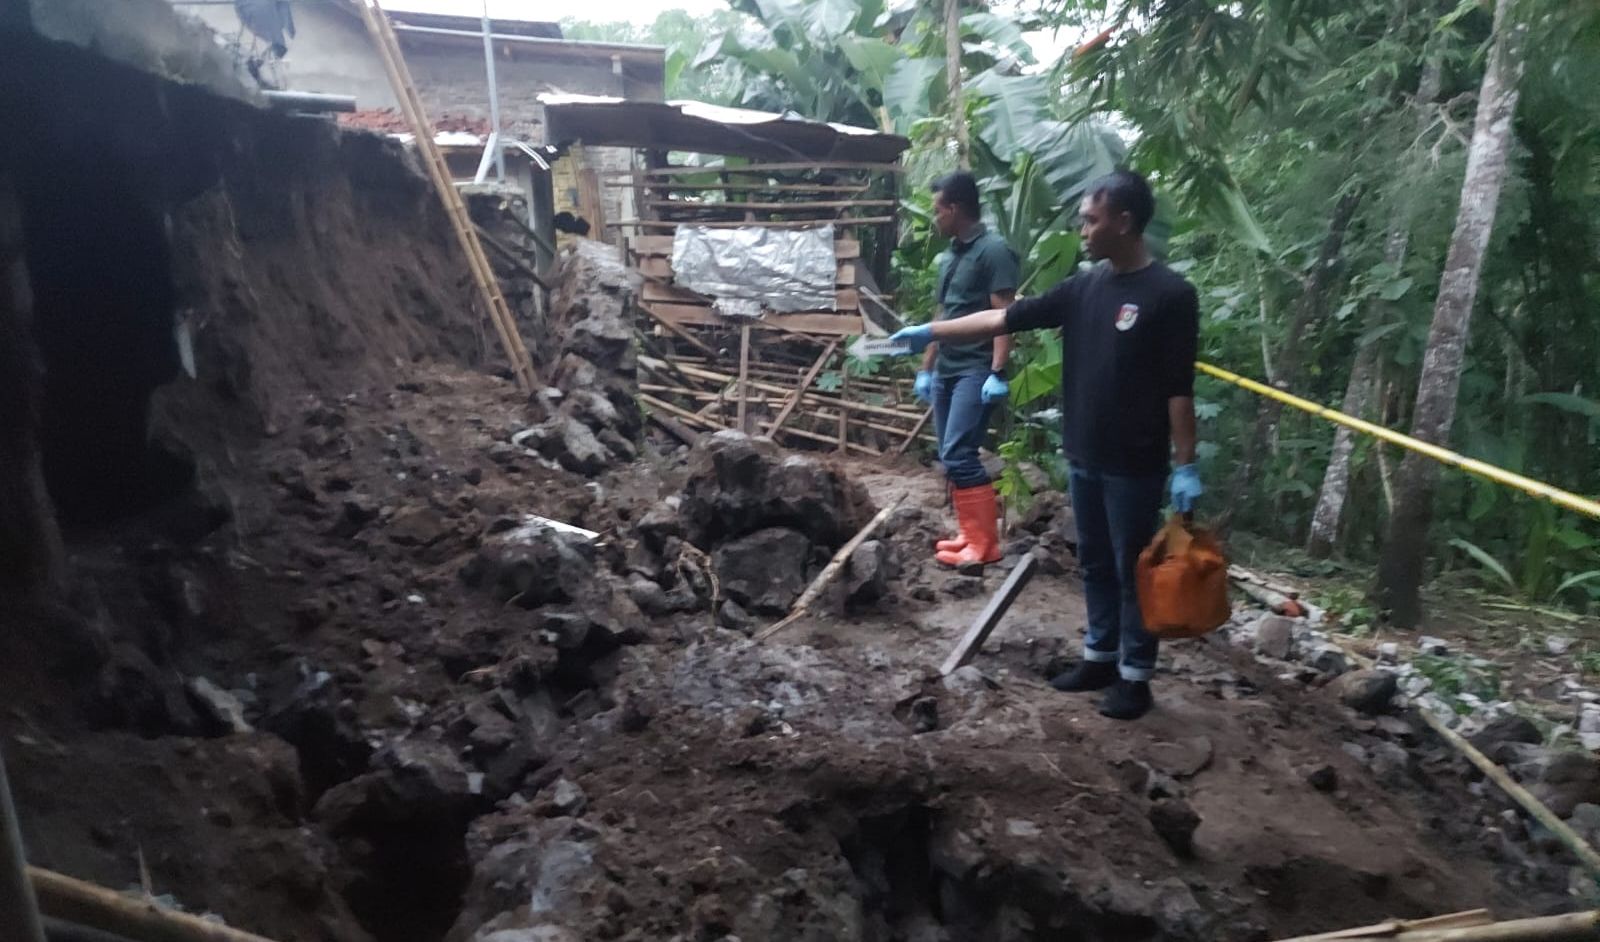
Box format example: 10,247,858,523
932,371,994,488
1068,466,1167,681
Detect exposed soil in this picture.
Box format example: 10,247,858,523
2,34,1593,942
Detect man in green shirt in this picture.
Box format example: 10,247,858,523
916,171,1020,567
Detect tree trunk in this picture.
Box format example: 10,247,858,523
1375,0,1526,628
1307,59,1443,558
1224,189,1363,522
944,0,968,169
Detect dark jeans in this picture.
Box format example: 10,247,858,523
1068,465,1167,681
931,371,994,488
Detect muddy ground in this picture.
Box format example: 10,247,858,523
4,331,1592,941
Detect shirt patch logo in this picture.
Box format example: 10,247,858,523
1115,303,1140,332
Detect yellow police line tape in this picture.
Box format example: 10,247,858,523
1195,361,1600,523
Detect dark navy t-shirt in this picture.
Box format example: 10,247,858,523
1004,261,1199,476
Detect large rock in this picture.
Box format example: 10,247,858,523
520,415,610,477
1253,615,1295,660
713,527,811,614
462,527,596,610
1332,669,1397,715
679,432,875,550
845,540,893,604
1510,749,1600,818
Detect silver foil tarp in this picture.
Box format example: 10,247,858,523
670,224,836,317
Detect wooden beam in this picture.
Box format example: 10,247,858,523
757,497,905,641
642,303,864,336
646,199,897,212
605,161,904,177
612,217,895,230
939,553,1038,676
896,408,934,455
766,340,840,440
642,282,859,312
631,235,860,259
634,256,857,285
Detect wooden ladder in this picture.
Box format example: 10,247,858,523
355,0,537,392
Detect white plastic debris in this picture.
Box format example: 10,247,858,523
849,336,912,358
1547,635,1576,656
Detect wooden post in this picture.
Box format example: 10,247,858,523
1,751,45,942
736,324,752,433
837,367,850,452
939,553,1037,675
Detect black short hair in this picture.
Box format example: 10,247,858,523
931,171,981,220
1086,169,1156,234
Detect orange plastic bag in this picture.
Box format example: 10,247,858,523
1136,514,1231,640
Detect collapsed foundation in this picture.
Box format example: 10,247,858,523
1,7,1595,942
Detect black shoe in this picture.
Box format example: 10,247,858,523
1049,659,1118,692
1098,679,1153,720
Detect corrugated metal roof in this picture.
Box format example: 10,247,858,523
538,95,909,164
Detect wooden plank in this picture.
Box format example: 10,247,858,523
766,340,840,440
605,161,904,177
736,325,751,433
939,554,1039,676
30,865,282,942
642,282,859,312
630,235,861,259
612,217,894,230
647,199,897,212
642,302,864,336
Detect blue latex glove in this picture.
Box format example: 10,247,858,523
889,323,935,354
981,372,1009,405
1170,463,1203,513
913,370,935,404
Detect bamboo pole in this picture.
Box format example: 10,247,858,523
757,497,905,641
1271,909,1599,942
837,368,850,453
28,866,280,942
357,0,536,392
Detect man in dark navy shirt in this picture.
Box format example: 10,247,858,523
891,170,1201,720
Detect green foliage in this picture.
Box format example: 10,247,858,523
1412,653,1501,708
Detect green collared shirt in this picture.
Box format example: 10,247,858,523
934,223,1021,376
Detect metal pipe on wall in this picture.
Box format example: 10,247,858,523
480,2,505,182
